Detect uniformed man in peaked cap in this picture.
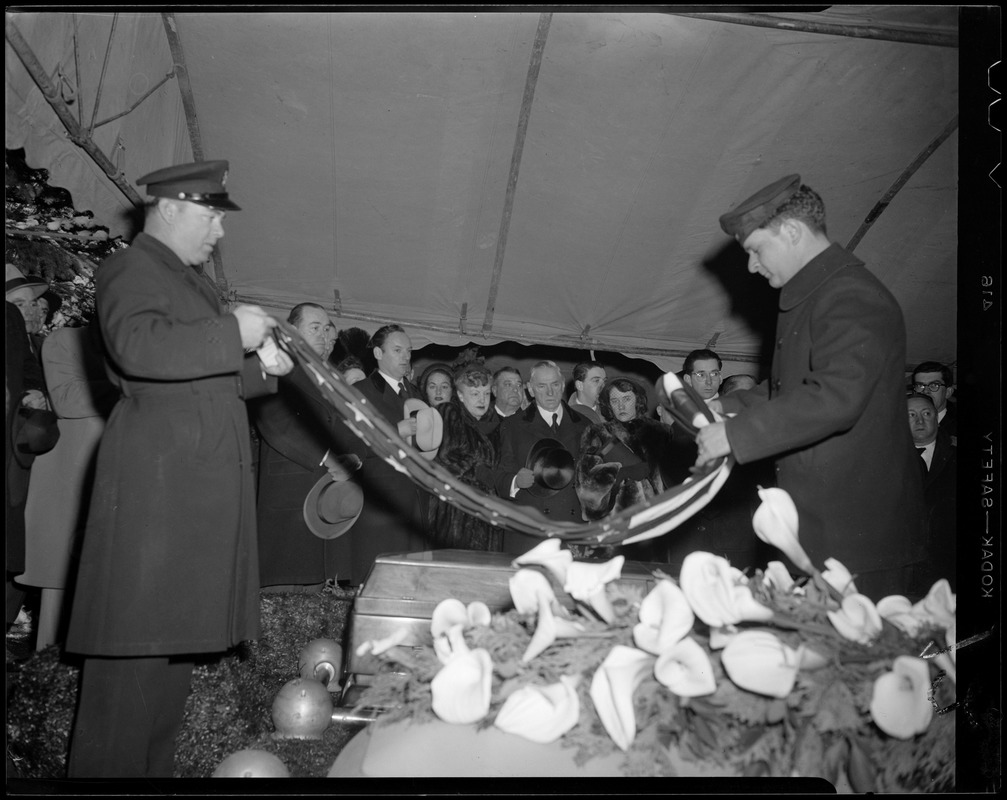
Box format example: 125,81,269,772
65,161,294,778
694,175,927,600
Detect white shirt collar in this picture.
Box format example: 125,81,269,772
937,407,947,423
538,405,563,426
378,370,404,392
917,440,936,469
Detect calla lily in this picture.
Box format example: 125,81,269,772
509,568,556,615
827,593,883,644
633,579,694,655
912,579,956,629
795,643,830,671
430,638,494,725
821,558,858,596
708,625,738,650
763,561,796,593
493,674,581,743
721,630,800,699
589,645,655,751
354,626,409,657
563,556,625,624
433,623,472,664
752,487,815,574
869,655,933,739
513,538,573,584
654,636,716,697
679,552,773,628
876,595,924,637
431,599,467,639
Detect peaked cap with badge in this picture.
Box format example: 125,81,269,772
137,159,241,210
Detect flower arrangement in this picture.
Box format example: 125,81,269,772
5,147,128,330
352,487,956,790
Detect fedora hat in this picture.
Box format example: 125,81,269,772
403,398,443,460
303,475,364,540
526,437,575,497
5,264,48,300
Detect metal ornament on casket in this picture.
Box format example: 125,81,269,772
298,637,344,691
212,749,290,777
271,677,334,740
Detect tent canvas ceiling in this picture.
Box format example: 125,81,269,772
6,8,968,372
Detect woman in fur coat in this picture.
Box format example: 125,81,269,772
576,377,675,561
427,363,504,551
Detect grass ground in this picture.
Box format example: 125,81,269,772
6,588,363,781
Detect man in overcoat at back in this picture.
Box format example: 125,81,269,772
495,360,590,554
695,175,926,599
64,160,293,778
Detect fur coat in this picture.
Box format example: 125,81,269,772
428,400,503,550
575,418,671,521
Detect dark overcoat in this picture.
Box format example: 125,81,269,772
720,243,926,585
916,429,957,592
6,301,46,573
250,365,354,586
428,400,503,551
494,402,590,553
65,233,275,657
340,370,429,585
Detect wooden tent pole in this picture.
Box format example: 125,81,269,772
481,12,552,335
672,12,958,48
5,17,144,207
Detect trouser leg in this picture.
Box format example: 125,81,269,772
67,655,194,778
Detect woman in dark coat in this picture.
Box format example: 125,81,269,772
427,363,503,551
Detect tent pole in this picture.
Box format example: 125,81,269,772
161,12,231,300
671,12,958,48
846,114,959,253
5,18,144,207
481,12,552,335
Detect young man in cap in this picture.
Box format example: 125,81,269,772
695,175,926,599
64,160,294,778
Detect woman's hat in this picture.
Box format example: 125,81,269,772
5,264,48,299
303,474,364,540
526,437,575,497
404,398,443,460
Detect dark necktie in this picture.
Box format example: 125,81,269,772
917,447,928,470
551,413,559,433
397,381,406,398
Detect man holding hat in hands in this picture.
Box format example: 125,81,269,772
65,160,294,778
695,175,925,599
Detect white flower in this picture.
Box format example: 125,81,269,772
912,579,956,630
353,627,408,657
632,579,694,655
430,637,494,725
431,598,491,640
563,556,624,624
821,558,858,596
493,675,581,743
721,630,800,699
827,593,883,644
762,561,796,593
512,538,573,584
654,637,716,697
509,568,556,615
589,645,655,751
876,595,924,637
869,656,933,739
751,487,815,574
679,552,773,628
708,625,737,650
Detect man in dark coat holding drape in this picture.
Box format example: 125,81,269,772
64,161,293,778
696,175,926,600
251,302,357,589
